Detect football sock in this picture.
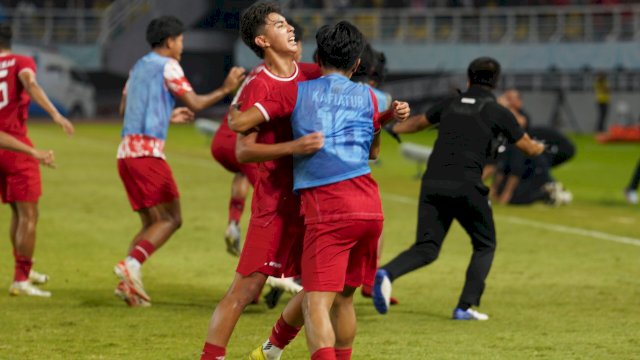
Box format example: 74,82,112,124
14,255,32,282
269,315,301,349
311,347,336,360
200,342,225,360
335,348,352,360
128,239,155,265
229,197,245,224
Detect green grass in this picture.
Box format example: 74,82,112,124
1,123,639,359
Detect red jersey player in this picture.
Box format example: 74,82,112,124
0,23,75,297
200,3,323,360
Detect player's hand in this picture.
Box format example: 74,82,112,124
392,101,410,122
53,114,74,135
222,67,246,95
170,107,195,124
292,132,324,155
31,149,55,168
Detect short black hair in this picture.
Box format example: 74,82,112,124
240,1,281,59
146,16,184,49
467,57,501,88
352,43,387,86
0,23,12,49
315,21,365,71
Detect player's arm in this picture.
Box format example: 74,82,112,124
392,114,432,134
379,100,411,126
227,105,266,133
0,131,55,167
497,174,519,204
177,67,246,112
236,131,324,164
18,70,74,135
119,93,126,117
514,133,544,157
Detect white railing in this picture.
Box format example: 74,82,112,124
286,5,640,43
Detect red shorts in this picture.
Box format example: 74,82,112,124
236,212,305,278
0,136,41,204
301,220,383,292
211,129,258,185
117,157,179,211
362,234,382,287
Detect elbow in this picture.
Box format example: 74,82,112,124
228,122,250,134
369,149,380,160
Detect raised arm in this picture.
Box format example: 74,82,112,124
18,70,74,135
236,131,324,164
177,66,246,112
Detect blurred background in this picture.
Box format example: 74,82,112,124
2,0,640,133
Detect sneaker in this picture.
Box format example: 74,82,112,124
372,269,392,314
452,307,489,321
543,182,572,206
361,284,399,305
625,189,639,205
114,259,150,302
225,221,242,257
9,281,51,297
29,270,49,285
263,287,285,309
266,276,302,294
114,281,150,307
249,340,283,360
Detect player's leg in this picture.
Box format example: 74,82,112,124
201,272,268,360
9,201,50,297
374,190,453,314
624,158,640,204
127,209,152,253
331,286,357,360
452,190,495,321
225,173,250,256
303,290,338,359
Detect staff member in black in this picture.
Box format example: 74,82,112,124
372,57,545,320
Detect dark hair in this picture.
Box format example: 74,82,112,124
0,23,12,49
353,43,387,86
286,17,303,42
240,1,281,59
467,57,501,88
315,21,365,71
146,16,184,49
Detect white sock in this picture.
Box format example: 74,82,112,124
262,339,283,360
125,257,142,271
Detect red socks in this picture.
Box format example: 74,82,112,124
128,239,155,265
200,343,225,360
335,348,352,360
229,197,245,224
14,254,32,282
269,315,301,349
312,348,337,360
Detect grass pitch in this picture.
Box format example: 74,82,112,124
0,122,638,359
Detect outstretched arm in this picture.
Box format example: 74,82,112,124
392,114,432,134
0,131,55,167
236,131,324,164
178,67,246,112
18,70,74,135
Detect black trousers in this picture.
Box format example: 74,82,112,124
596,103,609,133
382,181,496,309
628,159,640,190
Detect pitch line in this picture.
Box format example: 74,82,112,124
381,192,640,247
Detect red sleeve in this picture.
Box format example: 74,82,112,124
236,77,269,111
254,83,298,122
369,89,381,133
298,62,322,80
16,56,36,75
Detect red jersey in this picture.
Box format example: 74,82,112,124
0,54,36,137
239,62,321,222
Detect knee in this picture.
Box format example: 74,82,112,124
17,206,39,228
170,213,183,230
412,242,440,264
226,282,261,308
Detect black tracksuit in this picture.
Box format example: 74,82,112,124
382,86,525,310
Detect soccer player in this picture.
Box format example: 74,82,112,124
113,15,245,307
372,57,545,320
200,2,323,359
0,23,74,297
228,21,410,360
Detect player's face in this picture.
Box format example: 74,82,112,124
260,13,297,56
168,34,184,61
